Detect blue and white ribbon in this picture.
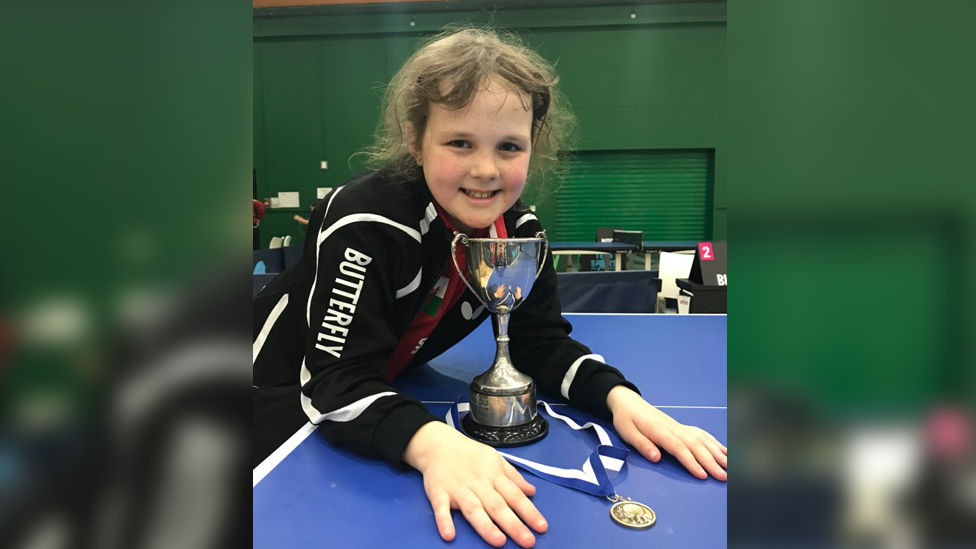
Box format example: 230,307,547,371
446,395,629,498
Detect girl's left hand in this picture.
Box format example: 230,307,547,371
606,386,727,481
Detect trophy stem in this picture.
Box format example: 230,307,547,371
493,312,512,368
496,312,510,341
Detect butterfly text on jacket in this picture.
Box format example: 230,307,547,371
315,247,373,358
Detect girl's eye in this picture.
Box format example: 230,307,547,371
499,143,522,152
447,140,470,148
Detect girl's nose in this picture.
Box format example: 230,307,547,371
469,151,499,180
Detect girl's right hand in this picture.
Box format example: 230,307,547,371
403,421,548,548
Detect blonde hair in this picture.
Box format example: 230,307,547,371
358,27,576,201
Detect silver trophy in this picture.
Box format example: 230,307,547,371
450,231,550,447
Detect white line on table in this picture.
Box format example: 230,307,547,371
253,421,317,488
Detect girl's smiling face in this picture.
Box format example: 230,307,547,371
411,80,533,234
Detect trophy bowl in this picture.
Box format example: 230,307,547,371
451,231,550,447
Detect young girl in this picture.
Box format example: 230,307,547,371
253,27,726,548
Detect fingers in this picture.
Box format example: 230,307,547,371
687,426,728,469
684,436,727,481
452,478,543,549
504,462,536,496
456,488,507,548
638,437,662,463
617,400,728,481
696,427,728,455
640,418,727,481
429,491,455,542
478,488,537,548
495,476,548,534
647,426,708,479
699,435,728,470
615,418,661,462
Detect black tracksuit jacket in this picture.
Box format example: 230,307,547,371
253,165,638,468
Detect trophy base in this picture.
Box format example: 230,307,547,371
462,413,549,448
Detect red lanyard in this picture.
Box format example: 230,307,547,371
383,207,508,382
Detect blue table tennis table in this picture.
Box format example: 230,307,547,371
254,314,727,548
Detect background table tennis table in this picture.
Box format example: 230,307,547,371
254,314,727,548
642,240,700,270
548,241,638,272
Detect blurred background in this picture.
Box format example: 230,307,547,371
732,1,976,547
1,2,251,548
0,0,974,548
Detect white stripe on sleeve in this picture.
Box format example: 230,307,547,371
560,354,605,400
515,213,538,228
307,186,344,327
396,268,423,299
419,202,438,235
318,214,421,247
253,293,289,364
301,391,398,424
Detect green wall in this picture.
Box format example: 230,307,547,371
253,2,726,248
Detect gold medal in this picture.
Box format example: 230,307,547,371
608,495,656,529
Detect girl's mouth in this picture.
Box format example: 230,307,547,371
461,188,499,200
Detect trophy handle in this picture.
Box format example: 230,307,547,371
450,232,481,298
534,231,549,281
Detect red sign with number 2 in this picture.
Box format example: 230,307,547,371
699,242,714,261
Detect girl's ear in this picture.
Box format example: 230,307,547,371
406,122,423,165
